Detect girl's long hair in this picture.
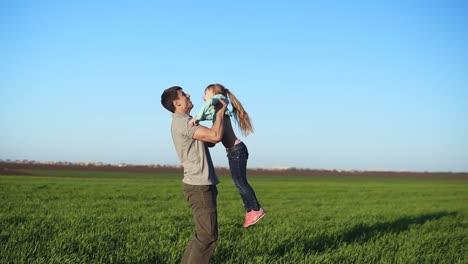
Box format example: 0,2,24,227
205,83,254,137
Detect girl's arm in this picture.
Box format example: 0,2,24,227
195,98,215,121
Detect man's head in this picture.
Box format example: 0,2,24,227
161,86,193,113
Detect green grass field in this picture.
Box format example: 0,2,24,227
1,170,467,263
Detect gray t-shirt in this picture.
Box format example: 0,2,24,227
171,112,219,185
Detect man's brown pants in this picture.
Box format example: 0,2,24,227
181,184,218,264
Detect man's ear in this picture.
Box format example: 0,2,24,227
173,100,181,107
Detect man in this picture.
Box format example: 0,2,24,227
161,86,227,264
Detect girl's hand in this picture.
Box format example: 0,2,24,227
188,117,198,127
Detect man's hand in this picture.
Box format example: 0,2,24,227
214,99,227,114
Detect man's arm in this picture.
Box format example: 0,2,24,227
193,99,227,143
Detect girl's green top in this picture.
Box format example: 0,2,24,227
194,94,232,121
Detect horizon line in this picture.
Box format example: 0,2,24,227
1,159,467,174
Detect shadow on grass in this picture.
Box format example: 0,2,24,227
272,211,457,256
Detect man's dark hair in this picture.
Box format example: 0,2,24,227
161,86,182,113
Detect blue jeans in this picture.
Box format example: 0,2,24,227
226,142,261,212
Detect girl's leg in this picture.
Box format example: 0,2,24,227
227,143,261,212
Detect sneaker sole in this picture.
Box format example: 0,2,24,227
243,212,266,228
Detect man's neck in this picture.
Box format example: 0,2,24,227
174,108,190,115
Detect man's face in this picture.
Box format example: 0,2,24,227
174,90,193,112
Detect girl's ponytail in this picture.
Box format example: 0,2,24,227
226,89,254,137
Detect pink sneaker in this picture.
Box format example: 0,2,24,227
243,208,266,228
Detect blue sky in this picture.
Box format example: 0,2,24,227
1,1,467,172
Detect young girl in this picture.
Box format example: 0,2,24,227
189,83,265,228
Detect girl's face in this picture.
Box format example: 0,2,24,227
202,89,216,101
